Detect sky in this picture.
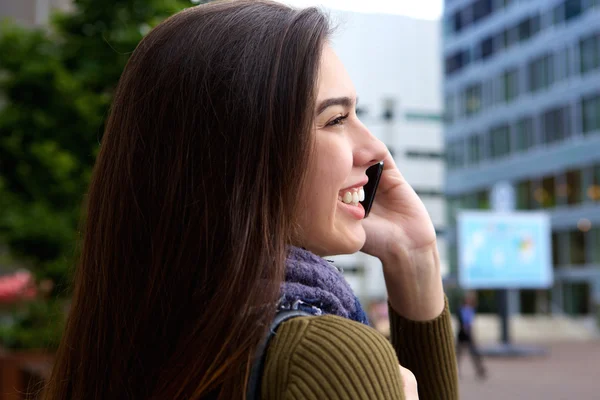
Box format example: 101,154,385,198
275,0,444,20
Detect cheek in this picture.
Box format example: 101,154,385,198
300,167,340,223
298,139,353,226
313,136,353,188
311,147,352,211
293,134,359,253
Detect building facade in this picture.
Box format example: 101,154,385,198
443,0,600,315
329,11,447,301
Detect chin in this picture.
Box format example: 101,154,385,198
321,225,366,256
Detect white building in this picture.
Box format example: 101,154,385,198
1,1,446,301
327,10,447,301
0,0,71,26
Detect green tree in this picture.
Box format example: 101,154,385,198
0,0,207,349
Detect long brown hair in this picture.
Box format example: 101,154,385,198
43,1,330,398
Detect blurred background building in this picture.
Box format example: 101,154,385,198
443,0,600,316
1,0,447,304
328,10,448,301
0,0,71,26
3,0,598,317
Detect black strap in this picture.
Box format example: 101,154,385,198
246,309,313,400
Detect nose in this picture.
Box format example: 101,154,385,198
352,120,389,167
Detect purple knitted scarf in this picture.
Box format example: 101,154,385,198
279,246,369,325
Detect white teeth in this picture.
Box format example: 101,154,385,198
343,192,353,204
340,187,364,206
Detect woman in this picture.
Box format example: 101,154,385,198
44,1,458,399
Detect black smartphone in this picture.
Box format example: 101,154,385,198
360,161,384,218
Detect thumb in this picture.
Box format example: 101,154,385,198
399,365,419,400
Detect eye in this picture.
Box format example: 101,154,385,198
326,113,349,127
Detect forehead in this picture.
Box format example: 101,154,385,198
317,44,356,100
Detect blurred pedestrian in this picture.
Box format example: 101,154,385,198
457,292,487,380
368,299,390,338
43,1,458,399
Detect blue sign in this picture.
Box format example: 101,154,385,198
457,211,553,289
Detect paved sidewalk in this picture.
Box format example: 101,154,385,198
452,314,598,343
459,341,600,400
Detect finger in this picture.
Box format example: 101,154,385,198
399,365,419,400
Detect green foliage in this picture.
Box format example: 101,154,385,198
0,0,208,348
0,300,66,350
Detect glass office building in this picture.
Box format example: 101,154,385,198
443,0,600,315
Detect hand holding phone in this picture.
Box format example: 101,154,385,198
360,161,384,218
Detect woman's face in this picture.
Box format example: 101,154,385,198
296,44,388,256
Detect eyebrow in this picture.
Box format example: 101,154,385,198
316,96,357,116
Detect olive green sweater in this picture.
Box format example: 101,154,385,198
262,299,458,399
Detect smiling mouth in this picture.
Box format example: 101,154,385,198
338,187,365,206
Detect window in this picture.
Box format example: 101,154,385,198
515,117,534,151
446,140,465,169
580,33,600,75
505,25,519,49
581,94,600,134
542,105,570,144
443,16,455,38
529,54,554,92
556,47,572,81
563,282,591,315
553,231,568,266
447,197,460,226
502,69,519,103
452,11,464,33
445,49,470,75
496,30,508,51
415,189,444,198
592,227,600,263
472,0,493,23
569,230,586,264
465,84,482,116
589,164,600,201
445,94,455,124
382,98,396,121
518,17,534,42
468,135,482,164
504,14,540,46
461,193,477,209
483,79,495,109
489,124,511,159
476,190,489,209
536,176,556,208
552,232,561,266
405,111,443,122
530,14,541,37
553,3,565,25
517,180,534,210
480,36,494,60
564,0,583,22
405,150,444,159
564,169,583,205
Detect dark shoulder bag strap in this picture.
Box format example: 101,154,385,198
245,309,313,400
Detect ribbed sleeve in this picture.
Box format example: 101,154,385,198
262,315,405,400
389,297,459,400
262,299,458,400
